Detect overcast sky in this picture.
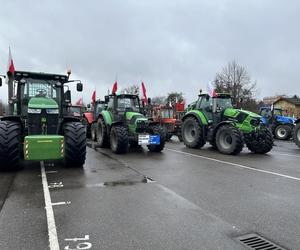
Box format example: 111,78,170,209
0,0,299,104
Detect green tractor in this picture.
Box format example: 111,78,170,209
182,93,273,155
95,94,166,154
0,71,87,170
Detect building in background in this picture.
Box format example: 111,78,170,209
262,95,286,105
273,95,300,118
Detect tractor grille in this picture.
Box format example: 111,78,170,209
136,120,149,133
28,110,58,135
164,123,175,132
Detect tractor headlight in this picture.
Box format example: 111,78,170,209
28,108,42,114
46,109,59,114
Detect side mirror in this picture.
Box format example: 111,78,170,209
76,82,83,92
64,90,71,103
0,78,2,87
104,95,109,103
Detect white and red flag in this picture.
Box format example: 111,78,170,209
76,97,83,106
141,81,148,104
207,82,217,97
112,81,118,94
7,47,15,76
91,90,96,103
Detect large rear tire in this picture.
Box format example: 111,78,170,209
64,122,86,167
147,125,166,152
246,127,273,154
96,117,109,147
91,123,97,141
0,121,21,171
215,124,244,155
293,123,300,148
274,125,291,140
110,125,128,154
182,117,205,148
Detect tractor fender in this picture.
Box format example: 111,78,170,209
83,112,93,124
214,121,234,134
182,112,207,126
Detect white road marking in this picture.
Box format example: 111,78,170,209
166,148,300,182
46,171,59,174
272,152,300,158
52,201,71,206
41,161,60,250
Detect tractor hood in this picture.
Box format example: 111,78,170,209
224,108,261,119
275,115,296,124
28,97,58,109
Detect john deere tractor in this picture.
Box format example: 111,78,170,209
0,71,86,170
95,94,166,154
182,93,273,155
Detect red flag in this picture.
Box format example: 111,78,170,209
76,97,83,106
141,82,147,104
112,81,118,94
7,47,15,76
91,90,96,103
207,82,217,97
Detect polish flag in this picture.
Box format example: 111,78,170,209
7,47,15,76
76,97,83,106
141,82,148,104
207,82,217,97
112,81,118,94
91,90,96,103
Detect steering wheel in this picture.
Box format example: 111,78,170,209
35,88,48,97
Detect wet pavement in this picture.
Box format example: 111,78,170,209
0,139,299,249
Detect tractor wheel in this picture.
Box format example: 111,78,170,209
110,125,128,154
215,124,244,155
209,141,217,150
246,127,273,154
64,122,86,167
147,125,166,152
182,117,205,148
0,121,21,171
177,132,183,142
91,123,97,141
82,118,91,138
96,117,109,147
274,125,291,140
293,123,300,148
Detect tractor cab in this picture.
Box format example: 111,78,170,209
196,93,233,125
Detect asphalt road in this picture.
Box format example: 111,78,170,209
0,139,299,249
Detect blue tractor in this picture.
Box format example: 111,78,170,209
260,107,295,140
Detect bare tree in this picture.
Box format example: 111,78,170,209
214,61,256,106
166,92,184,107
121,84,140,95
151,96,166,105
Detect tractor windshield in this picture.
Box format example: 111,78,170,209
117,97,140,113
214,97,233,111
20,78,61,115
160,109,174,119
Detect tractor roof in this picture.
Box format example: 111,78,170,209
12,71,69,83
199,93,231,98
110,94,139,99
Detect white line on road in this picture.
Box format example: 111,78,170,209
41,161,60,250
51,201,71,206
272,152,300,158
166,148,300,182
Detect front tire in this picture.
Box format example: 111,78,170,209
147,125,166,152
97,117,109,147
274,125,291,140
0,121,21,171
64,122,86,167
215,124,244,155
293,123,300,148
182,117,205,148
246,127,273,154
110,125,128,154
91,123,97,141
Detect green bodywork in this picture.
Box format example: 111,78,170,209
24,135,64,161
28,97,59,109
101,110,113,126
125,112,148,133
186,107,262,133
